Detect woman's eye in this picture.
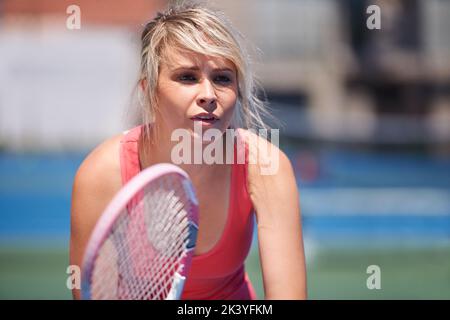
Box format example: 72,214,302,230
214,75,232,84
178,74,197,82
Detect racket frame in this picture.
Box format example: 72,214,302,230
81,163,199,300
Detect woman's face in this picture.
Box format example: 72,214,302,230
155,48,238,142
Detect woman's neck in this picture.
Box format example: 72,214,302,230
138,123,233,181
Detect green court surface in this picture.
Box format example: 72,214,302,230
246,245,450,299
1,244,449,299
0,245,72,299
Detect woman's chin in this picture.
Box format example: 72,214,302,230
187,124,225,144
190,131,220,145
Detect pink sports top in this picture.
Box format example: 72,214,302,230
119,125,257,300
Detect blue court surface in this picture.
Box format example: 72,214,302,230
1,147,449,299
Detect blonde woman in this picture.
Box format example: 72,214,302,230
70,3,307,300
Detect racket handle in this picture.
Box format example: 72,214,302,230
165,272,186,300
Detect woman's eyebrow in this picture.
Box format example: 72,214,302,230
172,66,199,72
171,66,234,73
214,68,235,73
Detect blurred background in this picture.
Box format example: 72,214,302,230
0,0,449,299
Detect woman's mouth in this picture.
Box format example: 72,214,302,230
190,114,219,126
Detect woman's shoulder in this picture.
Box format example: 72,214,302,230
235,128,290,175
73,133,124,200
236,128,295,203
234,127,280,149
70,132,126,282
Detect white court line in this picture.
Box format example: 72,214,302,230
300,188,450,216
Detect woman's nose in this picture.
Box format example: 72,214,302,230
197,79,217,108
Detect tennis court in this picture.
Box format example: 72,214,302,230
1,244,450,299
1,147,449,299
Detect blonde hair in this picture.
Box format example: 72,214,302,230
136,1,274,145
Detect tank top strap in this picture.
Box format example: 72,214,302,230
120,125,251,193
119,125,142,186
235,128,251,201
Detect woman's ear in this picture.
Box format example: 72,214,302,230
140,78,147,91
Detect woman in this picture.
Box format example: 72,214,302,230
70,3,307,300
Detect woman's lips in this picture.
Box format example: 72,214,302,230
190,117,218,126
190,114,219,126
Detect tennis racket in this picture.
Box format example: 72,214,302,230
81,163,199,300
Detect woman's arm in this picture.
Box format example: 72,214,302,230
69,135,122,299
246,133,307,299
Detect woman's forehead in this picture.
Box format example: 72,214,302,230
162,48,236,71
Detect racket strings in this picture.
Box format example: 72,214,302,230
91,238,119,298
141,182,192,299
117,206,158,299
147,188,183,251
138,178,192,298
120,187,181,299
97,196,181,299
90,174,195,300
92,213,140,298
91,212,137,299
